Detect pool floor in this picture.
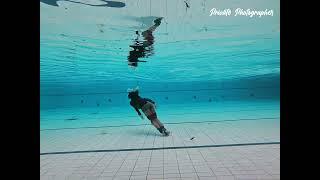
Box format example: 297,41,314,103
40,100,280,179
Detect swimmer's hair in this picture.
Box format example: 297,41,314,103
128,91,139,99
127,86,139,93
127,86,140,99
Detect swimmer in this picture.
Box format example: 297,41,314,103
127,87,170,136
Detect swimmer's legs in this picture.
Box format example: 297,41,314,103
152,118,164,127
142,17,163,36
150,119,161,129
151,118,169,136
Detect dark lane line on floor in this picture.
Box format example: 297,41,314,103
40,107,278,122
40,117,279,131
40,142,280,156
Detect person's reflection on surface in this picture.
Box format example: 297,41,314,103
127,17,163,68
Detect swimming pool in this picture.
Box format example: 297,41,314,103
40,0,280,179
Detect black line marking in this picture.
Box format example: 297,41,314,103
40,142,280,155
40,117,278,131
64,118,78,121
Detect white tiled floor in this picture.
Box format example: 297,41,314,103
40,144,280,180
41,118,279,153
41,100,280,179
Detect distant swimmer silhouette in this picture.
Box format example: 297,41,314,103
40,0,125,8
127,17,163,68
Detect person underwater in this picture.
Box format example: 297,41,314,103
127,87,170,136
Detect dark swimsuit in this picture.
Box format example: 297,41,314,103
130,97,157,120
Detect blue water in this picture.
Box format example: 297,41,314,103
40,0,279,153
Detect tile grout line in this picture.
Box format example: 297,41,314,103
170,127,182,180
181,126,200,180
96,151,118,178
146,130,157,179
129,124,151,180
111,151,130,180
185,126,217,178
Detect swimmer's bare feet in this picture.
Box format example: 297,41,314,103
154,17,163,26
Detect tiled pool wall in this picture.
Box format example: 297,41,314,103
40,75,279,109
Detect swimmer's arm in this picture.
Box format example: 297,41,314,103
134,107,144,119
134,107,142,116
142,17,162,36
130,102,141,116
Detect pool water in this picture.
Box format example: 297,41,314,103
40,0,280,154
